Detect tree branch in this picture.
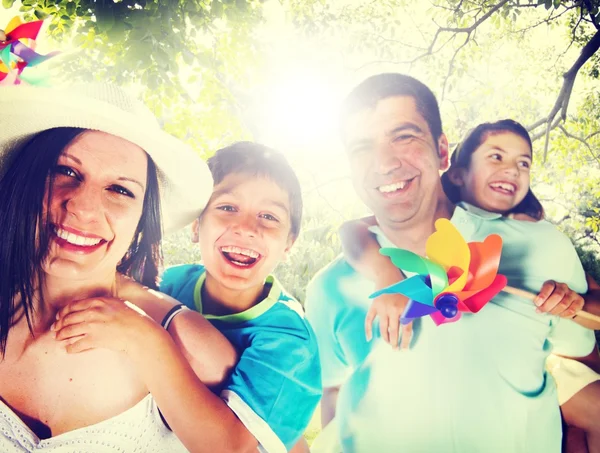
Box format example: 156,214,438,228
583,0,600,30
558,124,600,165
528,29,600,160
441,32,471,100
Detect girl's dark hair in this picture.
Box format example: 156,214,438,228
441,119,544,220
0,127,162,356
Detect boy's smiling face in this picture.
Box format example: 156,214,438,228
195,172,294,292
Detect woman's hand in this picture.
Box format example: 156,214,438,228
52,297,162,355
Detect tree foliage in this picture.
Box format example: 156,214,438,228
6,0,264,155
3,0,599,301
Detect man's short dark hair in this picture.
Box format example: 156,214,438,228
207,142,303,238
340,73,443,143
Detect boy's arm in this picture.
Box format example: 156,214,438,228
53,296,259,453
339,217,412,349
128,325,260,453
217,314,322,452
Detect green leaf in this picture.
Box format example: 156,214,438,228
553,0,561,8
34,9,50,20
66,1,76,16
2,0,16,9
72,33,86,47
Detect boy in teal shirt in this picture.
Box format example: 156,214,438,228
160,142,322,453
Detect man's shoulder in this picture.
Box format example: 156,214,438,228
308,254,357,290
305,254,372,312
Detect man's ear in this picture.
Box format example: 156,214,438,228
438,133,450,171
447,167,466,187
191,218,200,243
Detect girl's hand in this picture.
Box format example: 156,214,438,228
52,297,160,354
534,280,584,318
365,293,413,350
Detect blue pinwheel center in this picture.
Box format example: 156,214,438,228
434,293,459,319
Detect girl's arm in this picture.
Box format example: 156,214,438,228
339,217,412,349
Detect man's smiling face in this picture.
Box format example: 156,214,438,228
343,95,448,230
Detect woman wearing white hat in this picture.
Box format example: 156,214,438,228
0,84,239,452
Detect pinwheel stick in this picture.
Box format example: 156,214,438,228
502,286,600,323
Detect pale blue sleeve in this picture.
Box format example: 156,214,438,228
305,271,350,388
549,317,596,357
220,315,322,452
546,232,596,357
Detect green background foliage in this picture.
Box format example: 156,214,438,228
4,0,599,301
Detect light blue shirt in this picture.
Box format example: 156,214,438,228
305,203,595,453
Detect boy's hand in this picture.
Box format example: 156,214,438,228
365,293,413,350
52,297,160,354
534,280,584,318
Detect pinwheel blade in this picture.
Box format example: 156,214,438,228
370,275,435,306
461,274,508,313
465,234,503,291
402,300,438,323
425,219,470,293
5,20,43,41
380,248,448,295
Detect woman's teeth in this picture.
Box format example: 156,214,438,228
54,227,102,246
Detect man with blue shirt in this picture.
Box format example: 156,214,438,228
305,73,596,452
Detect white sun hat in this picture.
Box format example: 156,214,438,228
0,83,213,233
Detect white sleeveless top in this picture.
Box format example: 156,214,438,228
0,394,189,452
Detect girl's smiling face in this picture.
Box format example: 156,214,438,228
450,131,532,214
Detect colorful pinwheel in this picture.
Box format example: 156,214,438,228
370,218,508,326
0,16,58,86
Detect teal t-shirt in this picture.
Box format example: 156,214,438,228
305,203,595,453
160,264,322,453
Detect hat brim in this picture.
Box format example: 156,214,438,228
0,85,213,233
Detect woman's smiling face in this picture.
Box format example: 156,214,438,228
43,130,148,281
